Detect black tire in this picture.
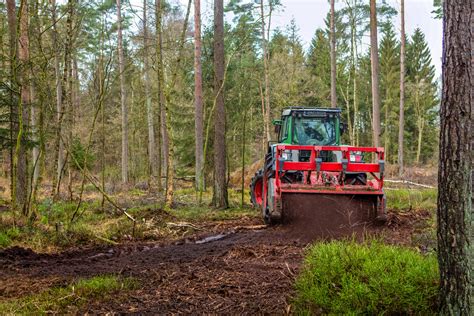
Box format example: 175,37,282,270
263,207,273,225
249,169,263,207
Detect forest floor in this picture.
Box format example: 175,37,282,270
0,182,437,314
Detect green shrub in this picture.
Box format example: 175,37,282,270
0,227,21,248
0,231,11,248
295,240,439,314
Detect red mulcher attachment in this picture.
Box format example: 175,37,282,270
261,145,387,231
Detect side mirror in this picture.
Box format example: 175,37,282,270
272,119,282,134
340,122,348,135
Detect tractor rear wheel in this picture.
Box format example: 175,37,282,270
250,169,263,208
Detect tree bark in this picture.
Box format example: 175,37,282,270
50,0,65,197
15,0,30,215
398,0,405,177
143,0,157,183
260,0,270,144
194,0,204,192
6,0,16,205
55,0,74,199
116,0,129,184
155,0,165,193
437,0,473,313
212,0,228,208
330,0,337,108
369,0,381,147
31,84,39,190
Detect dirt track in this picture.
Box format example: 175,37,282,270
0,211,424,314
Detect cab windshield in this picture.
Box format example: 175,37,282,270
293,117,336,145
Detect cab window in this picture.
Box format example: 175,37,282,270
279,117,289,142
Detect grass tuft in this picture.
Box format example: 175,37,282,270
386,188,437,212
0,275,137,314
294,240,439,314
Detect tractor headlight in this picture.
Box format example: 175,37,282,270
281,150,292,161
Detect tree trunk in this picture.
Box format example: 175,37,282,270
260,0,270,144
162,0,191,206
55,0,74,199
398,0,405,177
143,0,157,183
15,0,30,215
116,0,129,184
369,0,381,147
384,92,389,162
155,0,164,193
194,0,204,192
50,0,64,197
330,0,337,108
437,0,473,313
416,119,423,164
31,84,39,190
212,0,228,208
6,0,16,204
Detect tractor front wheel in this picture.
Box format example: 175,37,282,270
250,169,263,208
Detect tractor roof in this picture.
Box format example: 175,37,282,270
281,107,342,117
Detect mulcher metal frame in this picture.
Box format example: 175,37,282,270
262,145,386,221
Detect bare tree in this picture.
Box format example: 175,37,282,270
143,0,157,183
437,0,473,313
330,0,337,108
116,0,129,184
398,0,405,177
369,0,381,147
194,0,204,192
213,0,228,208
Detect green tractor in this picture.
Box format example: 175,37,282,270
250,107,386,230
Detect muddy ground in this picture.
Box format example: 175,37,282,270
0,210,427,314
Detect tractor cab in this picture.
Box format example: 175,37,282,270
273,107,343,163
275,107,342,147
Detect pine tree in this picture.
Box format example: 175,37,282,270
306,29,331,107
379,22,399,163
405,28,438,164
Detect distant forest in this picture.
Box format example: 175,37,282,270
0,0,439,212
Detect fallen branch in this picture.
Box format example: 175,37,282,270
233,224,267,231
166,222,201,230
94,235,119,245
384,179,434,189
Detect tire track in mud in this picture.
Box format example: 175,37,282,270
0,227,305,314
0,210,425,314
